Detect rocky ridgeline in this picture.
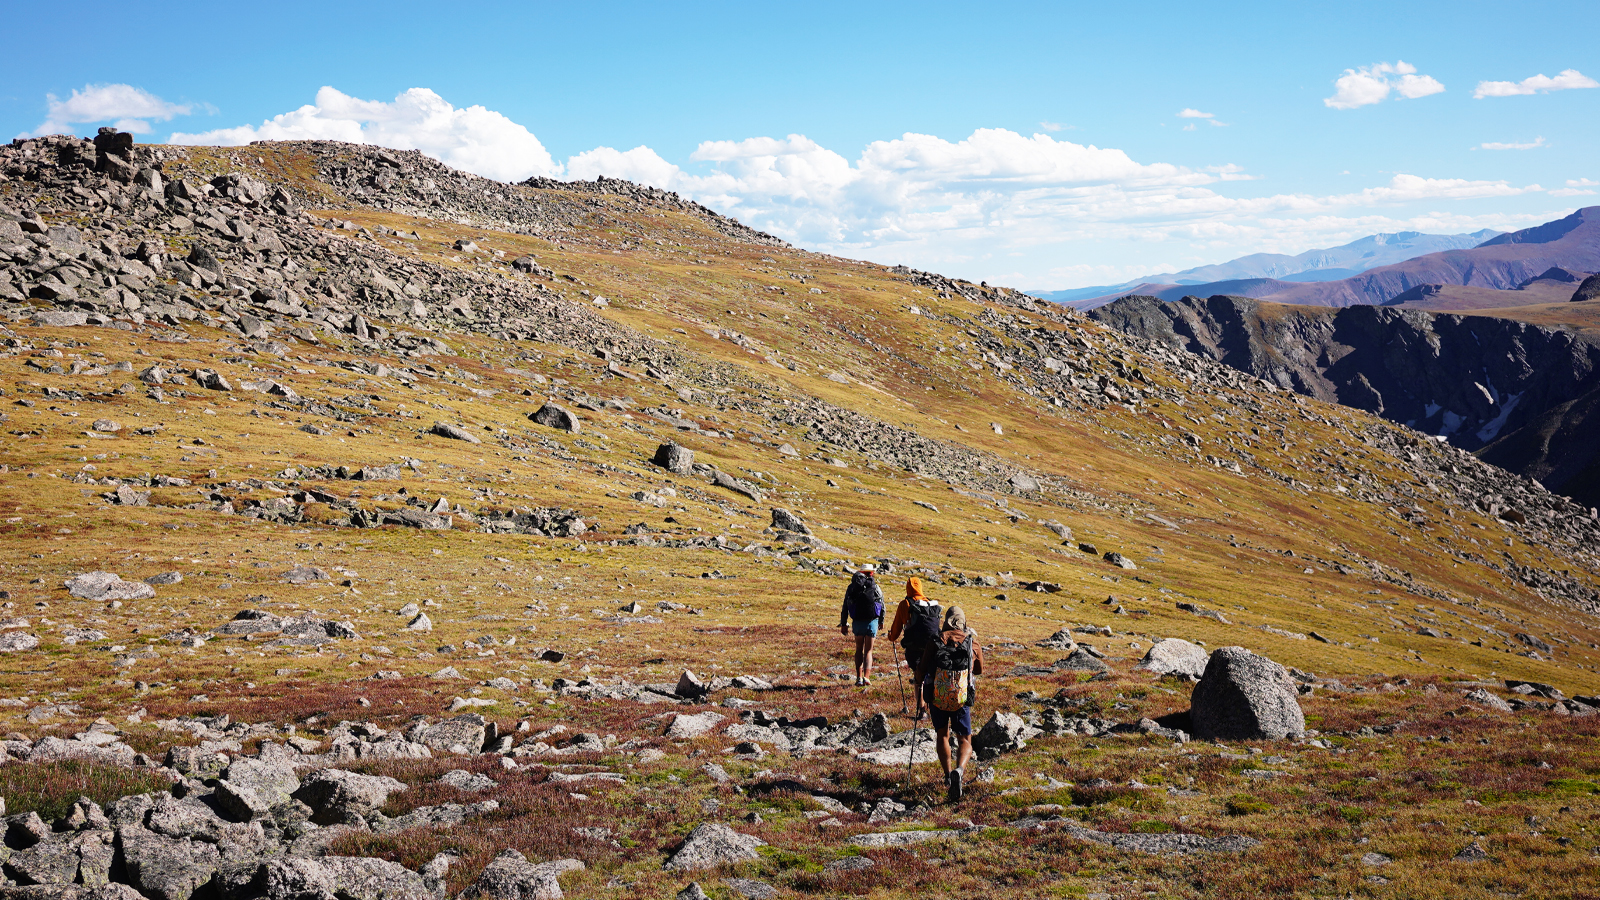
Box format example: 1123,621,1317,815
0,132,1073,505
1089,293,1600,508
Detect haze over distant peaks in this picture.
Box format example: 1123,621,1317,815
1042,228,1502,305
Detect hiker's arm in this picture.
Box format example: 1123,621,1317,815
838,591,849,630
972,641,985,676
885,601,909,641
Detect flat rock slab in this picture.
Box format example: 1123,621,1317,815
1013,821,1258,855
849,830,961,848
65,572,155,601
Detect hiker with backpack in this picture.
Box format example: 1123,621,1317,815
839,565,885,686
885,577,941,715
917,605,984,802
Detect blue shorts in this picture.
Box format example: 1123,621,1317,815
852,618,879,637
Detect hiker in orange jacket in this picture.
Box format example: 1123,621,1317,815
886,577,942,714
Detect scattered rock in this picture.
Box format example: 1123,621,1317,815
664,823,765,870
460,849,582,900
1138,638,1209,679
430,422,482,444
529,404,581,433
653,442,694,474
665,711,725,739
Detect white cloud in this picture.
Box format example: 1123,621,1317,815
22,83,194,138
1550,188,1595,197
1394,73,1446,99
1324,61,1444,109
169,85,1560,289
1474,69,1599,98
1038,121,1069,132
1569,178,1599,187
1479,137,1546,150
1177,109,1214,119
169,87,557,182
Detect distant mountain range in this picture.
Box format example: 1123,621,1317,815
1041,229,1502,306
1057,208,1600,310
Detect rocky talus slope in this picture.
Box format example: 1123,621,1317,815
0,131,1596,899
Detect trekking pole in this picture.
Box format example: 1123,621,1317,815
891,642,908,714
904,707,923,791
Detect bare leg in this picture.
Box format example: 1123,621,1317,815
955,734,973,774
862,635,875,679
934,721,952,776
853,635,868,680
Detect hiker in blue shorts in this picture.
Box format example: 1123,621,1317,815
839,565,885,686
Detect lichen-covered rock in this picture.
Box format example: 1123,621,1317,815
1189,647,1305,740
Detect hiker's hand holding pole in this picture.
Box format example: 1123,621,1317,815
839,624,848,636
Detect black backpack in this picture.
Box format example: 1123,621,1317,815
846,573,884,621
903,600,942,649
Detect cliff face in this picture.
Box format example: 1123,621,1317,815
1091,294,1600,506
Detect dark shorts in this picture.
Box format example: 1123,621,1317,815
852,618,879,637
929,704,972,737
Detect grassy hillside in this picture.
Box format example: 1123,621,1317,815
0,137,1597,899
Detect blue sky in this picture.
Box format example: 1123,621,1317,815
3,0,1596,290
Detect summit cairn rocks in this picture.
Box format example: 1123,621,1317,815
1189,647,1305,740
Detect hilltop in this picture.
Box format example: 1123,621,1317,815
0,131,1598,900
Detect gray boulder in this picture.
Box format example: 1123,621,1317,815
652,442,694,474
116,826,221,900
674,669,707,699
769,508,810,535
529,404,580,433
1138,638,1209,679
1103,552,1137,570
663,823,765,870
292,769,406,825
1464,688,1513,712
318,857,436,900
221,757,300,806
439,770,498,791
972,711,1037,755
664,712,724,739
1189,647,1305,740
1057,648,1109,672
417,714,488,754
429,422,482,444
64,572,154,601
459,849,583,900
0,632,40,652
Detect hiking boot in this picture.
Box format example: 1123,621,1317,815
862,676,872,686
948,768,963,802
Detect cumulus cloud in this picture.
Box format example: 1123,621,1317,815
1176,109,1214,119
167,86,1559,289
1479,137,1546,150
1552,179,1597,197
22,83,195,138
1038,121,1068,132
1324,61,1444,109
1474,69,1599,98
170,87,557,182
